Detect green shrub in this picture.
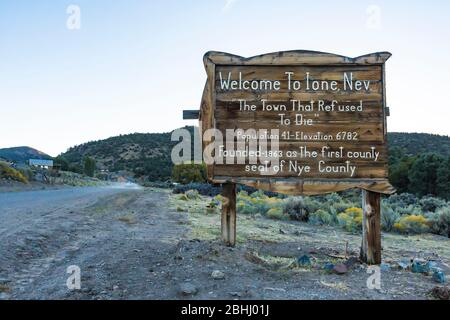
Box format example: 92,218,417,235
419,196,447,213
266,207,288,220
395,204,422,216
282,197,310,221
173,182,221,196
237,200,257,215
331,201,354,214
83,156,96,177
172,162,206,184
394,215,429,234
0,162,28,184
236,191,284,216
381,205,400,232
309,209,333,225
426,207,450,236
323,192,343,204
384,193,418,207
250,190,266,199
18,167,34,181
185,189,200,200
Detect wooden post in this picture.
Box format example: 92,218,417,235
221,183,236,246
360,189,382,265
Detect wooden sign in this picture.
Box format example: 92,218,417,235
183,50,395,262
199,51,395,196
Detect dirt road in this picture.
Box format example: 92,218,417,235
0,187,447,300
0,185,186,299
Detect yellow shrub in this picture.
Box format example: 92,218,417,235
345,207,363,217
353,215,363,225
394,215,429,234
338,207,363,232
0,162,28,184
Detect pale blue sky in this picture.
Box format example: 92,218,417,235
1,0,449,156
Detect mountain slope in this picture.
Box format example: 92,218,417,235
388,132,450,156
60,128,195,181
0,146,52,163
60,130,449,181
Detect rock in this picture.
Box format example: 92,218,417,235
344,257,359,269
229,292,242,297
113,285,120,291
297,255,311,266
263,287,286,292
430,286,450,300
433,271,447,284
211,270,225,280
333,263,348,275
179,282,198,296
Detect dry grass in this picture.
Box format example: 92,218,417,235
169,193,450,267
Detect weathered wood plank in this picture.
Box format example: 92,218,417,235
213,164,387,179
215,83,382,94
200,50,394,195
360,190,382,264
216,91,383,102
212,177,395,195
206,51,391,66
215,122,384,142
221,183,236,246
183,110,200,120
215,65,382,81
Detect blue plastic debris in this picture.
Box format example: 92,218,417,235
380,263,391,272
412,261,428,274
411,260,441,274
397,260,410,270
426,261,440,273
323,262,334,272
433,271,446,284
297,255,311,266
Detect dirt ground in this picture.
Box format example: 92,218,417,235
0,187,448,300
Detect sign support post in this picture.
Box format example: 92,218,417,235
360,189,382,264
221,183,237,246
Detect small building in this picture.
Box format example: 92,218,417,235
29,159,54,169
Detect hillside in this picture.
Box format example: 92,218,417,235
60,129,194,181
388,132,450,156
0,146,52,163
59,130,449,182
